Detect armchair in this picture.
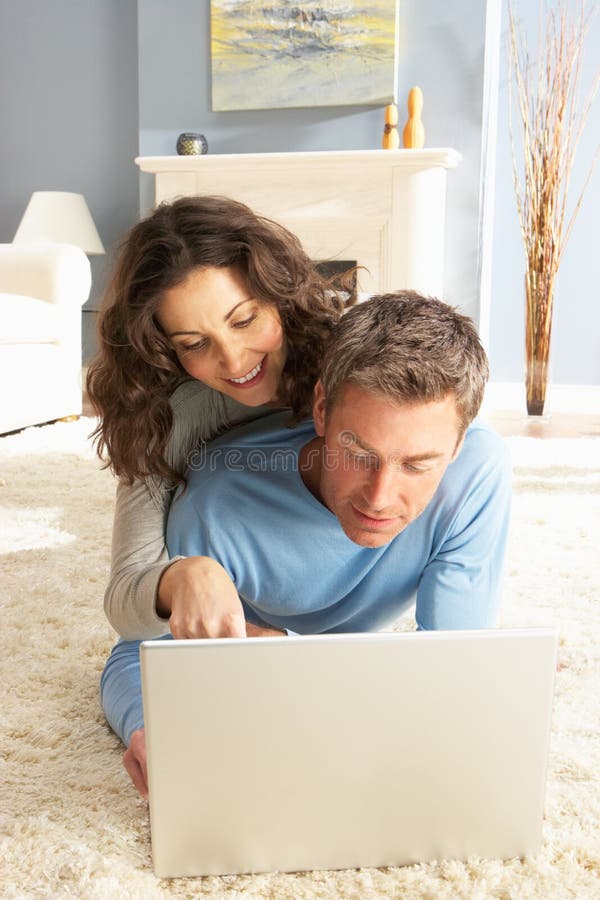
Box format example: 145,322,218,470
0,242,91,434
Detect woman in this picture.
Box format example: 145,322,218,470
87,195,353,642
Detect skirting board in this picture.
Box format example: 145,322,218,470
482,382,600,415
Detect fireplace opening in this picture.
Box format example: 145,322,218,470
314,260,357,290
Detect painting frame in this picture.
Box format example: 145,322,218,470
210,1,400,112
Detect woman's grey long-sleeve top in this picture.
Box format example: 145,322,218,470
104,379,276,639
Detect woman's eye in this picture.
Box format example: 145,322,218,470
232,314,257,329
179,340,207,354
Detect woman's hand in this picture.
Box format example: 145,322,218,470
123,728,148,799
157,556,246,638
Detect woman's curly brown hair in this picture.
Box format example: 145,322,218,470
86,195,354,485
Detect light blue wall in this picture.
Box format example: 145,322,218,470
138,0,490,326
0,0,139,362
1,2,596,382
488,3,600,385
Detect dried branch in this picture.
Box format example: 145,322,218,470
508,0,598,412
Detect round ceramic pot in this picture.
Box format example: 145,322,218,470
176,132,208,155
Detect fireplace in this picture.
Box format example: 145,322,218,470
136,149,460,297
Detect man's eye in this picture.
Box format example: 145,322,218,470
403,463,427,474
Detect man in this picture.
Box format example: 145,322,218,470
101,292,512,797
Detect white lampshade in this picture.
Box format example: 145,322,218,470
13,191,105,255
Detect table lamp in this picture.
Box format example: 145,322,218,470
13,191,105,255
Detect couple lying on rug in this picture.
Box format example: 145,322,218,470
88,197,511,799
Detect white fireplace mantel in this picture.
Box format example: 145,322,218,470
136,149,460,297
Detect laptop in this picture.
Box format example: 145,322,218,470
140,628,557,878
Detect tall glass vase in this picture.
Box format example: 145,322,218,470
524,271,554,416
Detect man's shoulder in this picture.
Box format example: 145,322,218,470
420,420,512,543
184,412,315,487
442,420,511,496
461,420,511,466
206,410,314,452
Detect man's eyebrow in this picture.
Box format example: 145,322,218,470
399,451,445,463
167,298,253,338
347,434,379,454
348,434,443,462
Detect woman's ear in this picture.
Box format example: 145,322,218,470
312,380,327,436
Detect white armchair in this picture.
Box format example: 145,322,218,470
0,242,91,434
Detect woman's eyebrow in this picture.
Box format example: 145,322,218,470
223,297,253,322
168,330,203,338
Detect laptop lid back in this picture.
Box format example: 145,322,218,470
141,629,557,877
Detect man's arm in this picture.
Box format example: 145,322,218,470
415,429,512,630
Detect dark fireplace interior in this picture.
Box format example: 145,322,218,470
314,260,357,289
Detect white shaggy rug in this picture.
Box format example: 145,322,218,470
0,417,599,899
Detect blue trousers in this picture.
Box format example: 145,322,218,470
100,634,173,746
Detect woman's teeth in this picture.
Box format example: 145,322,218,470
228,360,263,384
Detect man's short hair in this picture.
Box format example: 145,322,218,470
320,291,489,434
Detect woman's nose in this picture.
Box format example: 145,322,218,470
216,338,245,375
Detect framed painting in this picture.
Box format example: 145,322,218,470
210,1,399,111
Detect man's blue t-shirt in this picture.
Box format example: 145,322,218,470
101,411,512,745
167,411,512,632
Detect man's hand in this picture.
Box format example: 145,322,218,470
123,728,148,799
157,556,246,638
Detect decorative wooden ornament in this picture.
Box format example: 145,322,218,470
403,87,425,149
382,102,400,150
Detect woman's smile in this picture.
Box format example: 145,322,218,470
225,357,266,386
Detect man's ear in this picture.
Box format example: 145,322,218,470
313,379,327,436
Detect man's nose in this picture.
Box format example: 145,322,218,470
361,464,401,512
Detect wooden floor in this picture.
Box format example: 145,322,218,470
487,411,600,439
